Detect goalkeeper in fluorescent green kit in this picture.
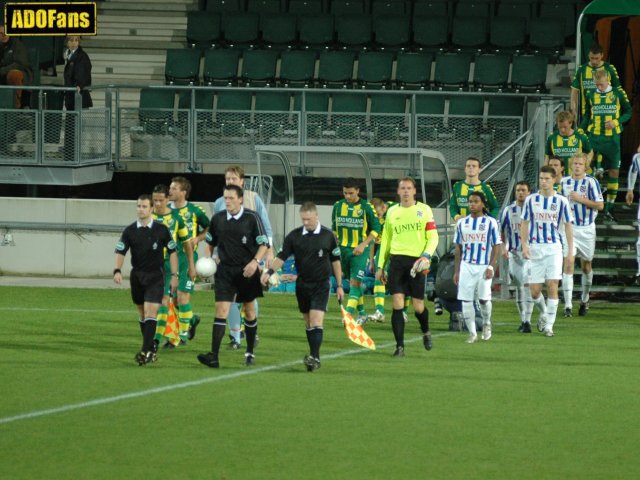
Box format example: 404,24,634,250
332,178,381,322
376,177,439,357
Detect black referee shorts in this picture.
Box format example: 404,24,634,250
130,269,164,305
214,265,264,303
387,255,425,299
295,280,331,313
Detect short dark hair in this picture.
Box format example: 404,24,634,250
138,193,152,203
343,177,360,189
515,180,531,191
152,184,169,196
540,165,556,176
466,157,481,167
224,184,244,198
589,43,604,55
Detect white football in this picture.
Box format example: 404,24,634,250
196,256,217,278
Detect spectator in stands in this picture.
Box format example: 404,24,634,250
63,35,92,161
0,23,31,108
269,254,298,293
571,43,621,120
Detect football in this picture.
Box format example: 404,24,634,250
195,256,217,278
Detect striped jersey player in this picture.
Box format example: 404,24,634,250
625,151,640,285
521,166,574,338
454,191,502,344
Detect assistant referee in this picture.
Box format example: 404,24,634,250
114,194,178,366
261,202,344,372
376,177,439,357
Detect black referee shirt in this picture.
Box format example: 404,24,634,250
277,224,340,283
207,207,270,267
115,220,176,272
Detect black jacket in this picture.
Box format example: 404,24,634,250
0,37,32,83
64,46,92,108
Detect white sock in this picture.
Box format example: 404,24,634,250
228,303,242,344
562,273,574,310
462,301,477,335
479,300,492,326
546,298,559,331
532,293,547,315
523,288,533,323
581,272,593,303
515,286,525,318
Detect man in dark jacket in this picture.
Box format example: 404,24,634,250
0,23,31,108
63,35,92,160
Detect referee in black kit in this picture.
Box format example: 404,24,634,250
114,194,178,366
198,184,270,369
261,202,344,372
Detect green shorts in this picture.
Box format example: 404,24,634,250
340,246,369,282
163,255,195,296
589,134,621,170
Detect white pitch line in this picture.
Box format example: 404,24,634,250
0,333,453,426
0,307,134,314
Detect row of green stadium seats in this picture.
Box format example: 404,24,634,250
187,10,570,55
165,49,550,93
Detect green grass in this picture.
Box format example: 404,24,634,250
1,286,639,479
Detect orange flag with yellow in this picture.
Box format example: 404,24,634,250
339,301,376,350
164,298,181,346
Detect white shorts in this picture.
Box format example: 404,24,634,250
508,251,529,287
527,244,563,284
457,262,492,302
561,232,577,258
573,223,596,261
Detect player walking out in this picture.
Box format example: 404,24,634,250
560,153,604,316
376,177,439,357
521,166,575,337
500,181,533,333
625,146,640,286
454,192,502,343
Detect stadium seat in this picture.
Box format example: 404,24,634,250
241,49,279,86
254,91,292,138
203,49,241,86
164,49,201,85
539,1,576,39
331,92,368,141
415,93,447,142
528,18,566,58
223,12,260,48
371,0,408,16
287,0,324,14
279,50,317,87
330,0,366,14
413,0,449,17
510,54,549,93
293,91,330,140
489,16,526,53
433,52,472,91
298,15,334,50
395,52,432,90
335,14,372,50
449,94,485,115
206,0,245,13
373,15,410,51
178,90,215,132
488,95,525,117
412,16,449,53
247,0,281,13
448,94,487,140
216,89,253,137
496,0,532,25
260,13,298,49
473,53,510,91
369,93,408,145
451,16,488,52
318,50,355,88
138,88,175,135
415,93,446,115
355,51,394,89
254,90,291,111
186,11,222,49
454,0,492,19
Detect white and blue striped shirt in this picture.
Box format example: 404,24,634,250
500,201,523,252
455,215,502,265
560,175,603,226
521,193,573,246
628,153,640,193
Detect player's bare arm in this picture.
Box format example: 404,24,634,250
520,219,530,259
332,259,344,302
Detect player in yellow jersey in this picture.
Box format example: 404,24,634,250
376,177,439,357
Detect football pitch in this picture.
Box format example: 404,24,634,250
1,286,638,479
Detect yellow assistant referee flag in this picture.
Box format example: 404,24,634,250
339,301,376,350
